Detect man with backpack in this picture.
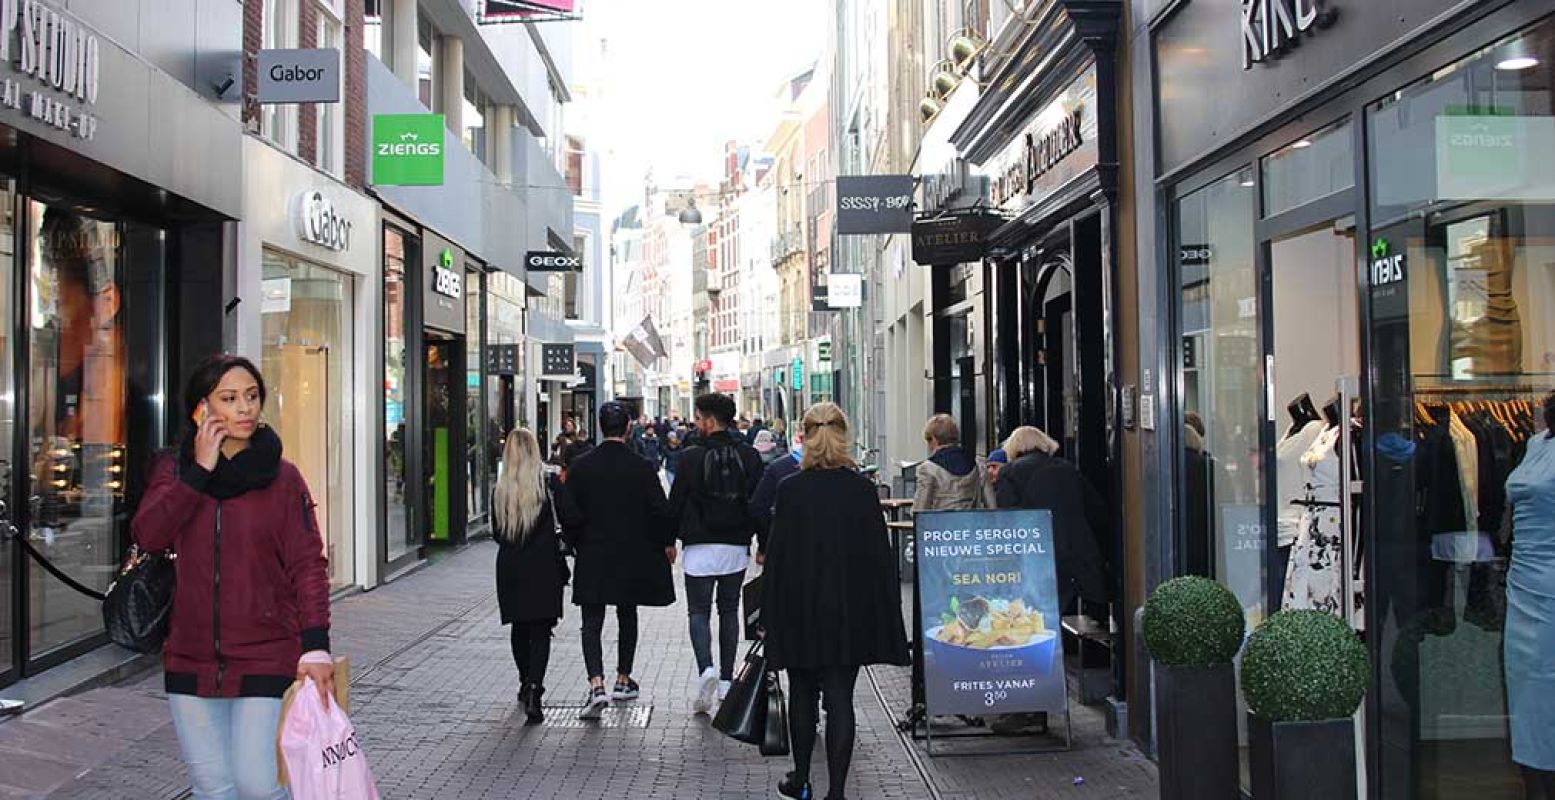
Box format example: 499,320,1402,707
668,393,765,715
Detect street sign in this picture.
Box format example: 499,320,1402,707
836,174,915,235
915,508,1067,718
525,250,581,272
257,49,340,104
372,114,445,186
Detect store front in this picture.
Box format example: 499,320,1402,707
1151,0,1555,795
0,1,241,691
241,138,380,592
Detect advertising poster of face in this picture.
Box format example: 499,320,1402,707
915,509,1066,716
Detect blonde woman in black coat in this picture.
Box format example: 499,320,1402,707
763,402,910,800
494,428,579,724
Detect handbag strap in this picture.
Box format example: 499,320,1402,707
9,529,107,601
542,478,564,538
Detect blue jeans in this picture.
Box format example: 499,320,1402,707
686,570,744,681
168,694,288,800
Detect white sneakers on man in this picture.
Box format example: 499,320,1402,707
718,680,731,702
692,667,718,715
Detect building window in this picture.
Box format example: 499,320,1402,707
315,2,343,175
262,0,299,151
417,18,436,110
565,136,585,195
363,0,382,62
462,75,487,164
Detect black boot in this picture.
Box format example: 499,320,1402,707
525,685,546,724
518,682,533,709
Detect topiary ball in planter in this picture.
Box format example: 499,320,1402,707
1142,576,1246,667
1241,610,1370,722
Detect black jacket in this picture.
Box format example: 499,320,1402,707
993,451,1111,607
762,468,911,670
494,475,581,624
668,429,765,548
564,440,676,607
748,451,802,552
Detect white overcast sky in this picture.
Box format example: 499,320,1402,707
577,0,828,216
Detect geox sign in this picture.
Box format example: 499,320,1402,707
1241,0,1337,70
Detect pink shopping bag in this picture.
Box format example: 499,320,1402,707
279,677,380,800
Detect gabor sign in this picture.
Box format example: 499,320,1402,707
293,191,352,252
373,114,445,186
258,49,341,104
0,0,101,140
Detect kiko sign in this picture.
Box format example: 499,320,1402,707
1241,0,1337,69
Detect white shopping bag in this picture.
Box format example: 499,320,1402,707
279,677,380,800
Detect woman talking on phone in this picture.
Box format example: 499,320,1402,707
132,354,331,800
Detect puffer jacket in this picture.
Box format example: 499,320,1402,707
913,446,985,511
131,434,329,699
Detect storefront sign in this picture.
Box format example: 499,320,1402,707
1368,238,1405,287
1179,244,1213,265
1217,504,1265,614
827,273,863,308
986,67,1098,215
431,249,462,298
372,114,445,186
0,0,102,140
694,359,712,374
422,232,465,334
257,49,340,104
791,358,804,390
836,174,915,235
915,509,1067,716
525,250,581,272
816,340,832,364
293,190,352,252
713,378,739,393
482,0,575,17
1435,114,1555,201
485,344,520,375
911,211,1002,266
1241,0,1336,70
541,343,575,378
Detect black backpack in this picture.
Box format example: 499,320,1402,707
699,439,750,531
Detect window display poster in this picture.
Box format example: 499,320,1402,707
915,509,1066,716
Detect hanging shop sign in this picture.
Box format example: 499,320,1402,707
915,508,1068,717
0,0,103,141
827,273,863,308
713,378,739,393
422,232,465,334
836,174,915,235
541,343,575,378
910,211,1002,266
257,48,340,104
1241,0,1336,70
986,66,1099,215
481,0,575,18
485,343,520,376
791,358,804,390
293,190,353,252
525,250,581,272
372,114,445,186
816,339,832,364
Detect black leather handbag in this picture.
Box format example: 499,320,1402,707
713,641,769,745
759,671,791,757
102,545,176,653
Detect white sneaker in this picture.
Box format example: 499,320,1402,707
692,667,718,715
717,680,732,701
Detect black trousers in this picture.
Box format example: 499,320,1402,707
685,570,744,681
581,605,638,680
787,665,861,800
509,621,554,687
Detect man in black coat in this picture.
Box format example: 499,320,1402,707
993,446,1111,611
667,393,765,713
564,401,675,718
748,440,802,553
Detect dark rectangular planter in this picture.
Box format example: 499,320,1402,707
1248,714,1356,800
1155,663,1239,800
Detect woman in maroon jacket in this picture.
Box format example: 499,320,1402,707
132,354,331,800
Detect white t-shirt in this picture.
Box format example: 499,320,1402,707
683,543,749,578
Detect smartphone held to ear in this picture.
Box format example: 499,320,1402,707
193,402,208,427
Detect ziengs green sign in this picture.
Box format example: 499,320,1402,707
373,114,445,186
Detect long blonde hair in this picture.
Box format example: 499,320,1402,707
493,429,546,543
800,402,855,470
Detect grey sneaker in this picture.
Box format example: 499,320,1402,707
578,686,608,720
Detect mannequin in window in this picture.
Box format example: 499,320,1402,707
1276,393,1326,599
1322,394,1342,428
1286,392,1320,438
1504,393,1555,798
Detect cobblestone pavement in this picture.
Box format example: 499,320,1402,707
3,539,1158,799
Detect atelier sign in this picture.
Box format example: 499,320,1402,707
911,211,1002,266
293,190,352,252
0,0,101,141
1241,0,1337,70
257,49,341,104
525,250,581,272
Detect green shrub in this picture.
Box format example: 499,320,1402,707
1142,576,1246,667
1241,610,1369,722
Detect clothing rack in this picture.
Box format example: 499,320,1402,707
1414,384,1553,397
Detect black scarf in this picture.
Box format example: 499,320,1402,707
179,424,283,499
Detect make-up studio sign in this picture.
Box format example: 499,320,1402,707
0,0,102,141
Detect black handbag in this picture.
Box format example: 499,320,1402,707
759,671,790,757
712,641,769,745
102,545,176,653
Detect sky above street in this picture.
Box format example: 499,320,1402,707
581,0,827,214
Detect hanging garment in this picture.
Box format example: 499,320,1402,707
1504,433,1555,770
1285,424,1352,622
1448,410,1480,534
1276,420,1326,549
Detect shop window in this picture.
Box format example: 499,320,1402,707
466,268,487,523
1261,119,1354,217
261,252,355,589
384,227,414,563
1365,16,1555,799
